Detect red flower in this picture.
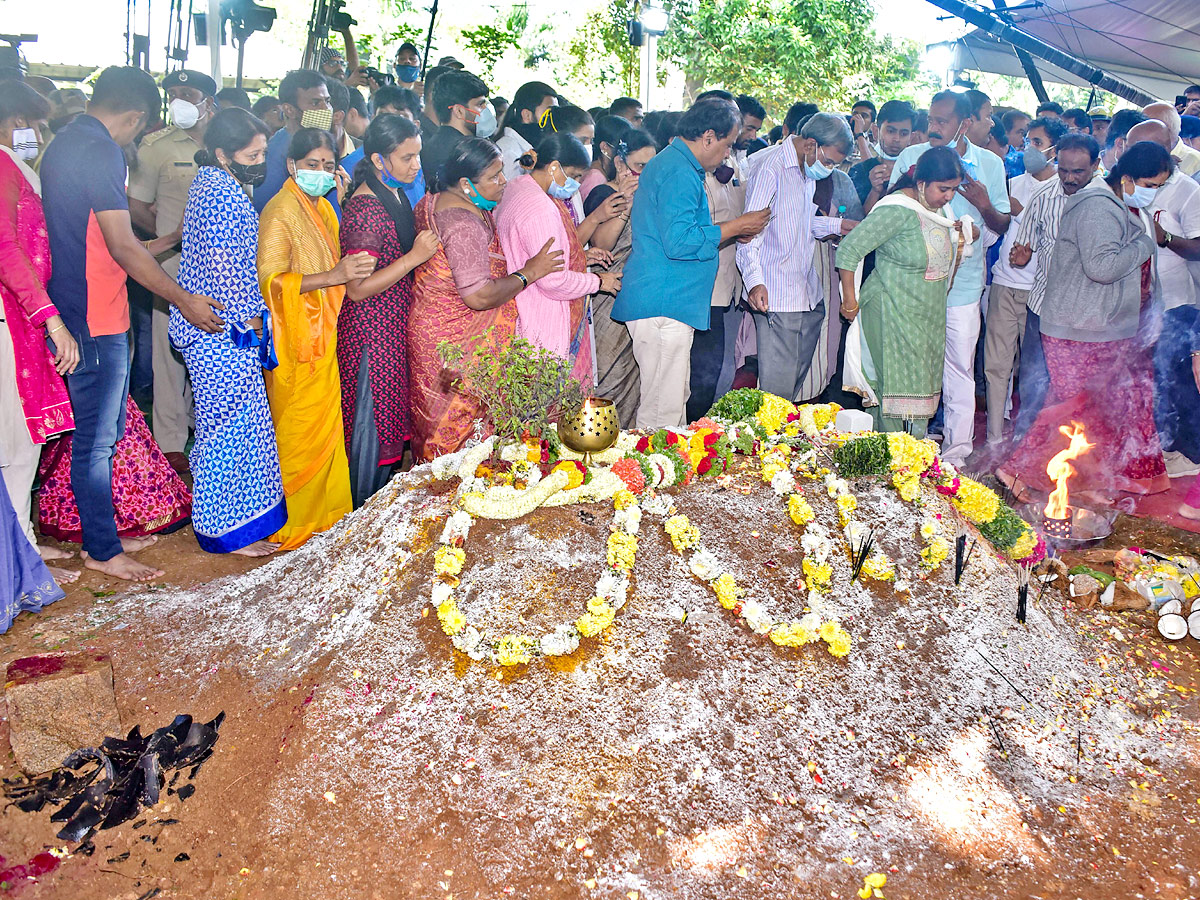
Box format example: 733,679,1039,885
635,436,652,453
697,457,714,476
611,458,647,494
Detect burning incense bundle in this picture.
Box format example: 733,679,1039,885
1017,563,1030,624
850,528,875,582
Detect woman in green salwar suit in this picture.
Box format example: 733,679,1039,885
834,147,973,436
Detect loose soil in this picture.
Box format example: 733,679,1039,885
2,457,1199,900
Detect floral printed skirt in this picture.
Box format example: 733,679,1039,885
37,396,192,543
1000,335,1168,497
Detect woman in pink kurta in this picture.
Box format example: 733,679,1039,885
494,133,622,385
0,83,78,552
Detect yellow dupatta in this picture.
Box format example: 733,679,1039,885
256,177,352,549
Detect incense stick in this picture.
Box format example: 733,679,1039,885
850,528,875,581
1017,563,1030,624
956,535,977,586
987,716,1008,758
954,519,967,585
974,648,1049,721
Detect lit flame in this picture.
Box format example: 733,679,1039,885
1044,423,1093,520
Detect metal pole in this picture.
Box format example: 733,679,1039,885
925,0,1155,106
421,0,439,78
991,0,1049,103
206,0,222,86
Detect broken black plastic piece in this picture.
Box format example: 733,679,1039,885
2,711,225,844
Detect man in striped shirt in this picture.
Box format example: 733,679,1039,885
1008,133,1103,437
736,112,858,403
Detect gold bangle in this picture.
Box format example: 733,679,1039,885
47,323,66,334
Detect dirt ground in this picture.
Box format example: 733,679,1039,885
2,466,1200,900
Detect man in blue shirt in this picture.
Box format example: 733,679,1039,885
42,67,222,582
254,69,333,214
612,98,769,430
341,86,426,207
889,89,1010,467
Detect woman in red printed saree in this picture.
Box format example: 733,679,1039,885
409,138,564,461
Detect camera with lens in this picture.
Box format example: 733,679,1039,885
362,65,394,86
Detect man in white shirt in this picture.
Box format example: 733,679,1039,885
1143,102,1200,178
1126,119,1200,476
983,116,1066,445
889,90,1011,467
737,113,857,403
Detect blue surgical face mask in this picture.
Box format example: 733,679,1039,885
394,63,420,83
294,167,336,197
1125,183,1159,208
472,103,498,138
466,178,498,211
375,155,404,189
548,166,581,200
805,148,833,180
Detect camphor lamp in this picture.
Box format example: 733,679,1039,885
559,397,619,467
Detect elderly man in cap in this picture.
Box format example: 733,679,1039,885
127,68,217,471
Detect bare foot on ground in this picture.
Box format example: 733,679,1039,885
230,540,280,558
121,535,159,552
83,552,164,582
47,565,80,584
38,544,74,561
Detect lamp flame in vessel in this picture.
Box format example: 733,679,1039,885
1044,423,1093,521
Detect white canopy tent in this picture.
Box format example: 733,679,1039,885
926,0,1200,104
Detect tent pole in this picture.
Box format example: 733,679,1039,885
926,0,1155,106
421,0,439,79
991,0,1049,103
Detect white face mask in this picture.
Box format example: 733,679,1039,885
11,127,38,161
169,98,201,130
1124,183,1159,208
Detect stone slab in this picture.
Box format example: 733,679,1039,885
5,653,122,775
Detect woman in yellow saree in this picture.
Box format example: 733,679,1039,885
256,128,376,549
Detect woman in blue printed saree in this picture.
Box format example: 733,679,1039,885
171,109,286,556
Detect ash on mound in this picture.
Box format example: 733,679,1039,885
12,457,1199,899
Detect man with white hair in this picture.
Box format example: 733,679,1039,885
1143,102,1200,177
1126,119,1200,477
737,112,859,403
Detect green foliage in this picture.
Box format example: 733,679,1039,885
566,0,641,99
437,332,584,445
655,0,930,117
978,504,1027,552
708,388,764,423
460,22,523,82
832,434,892,477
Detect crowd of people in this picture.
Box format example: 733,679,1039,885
3,39,1200,626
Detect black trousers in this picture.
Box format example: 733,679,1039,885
687,305,726,423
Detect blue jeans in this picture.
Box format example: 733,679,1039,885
65,331,130,562
1014,310,1049,440
1154,305,1200,461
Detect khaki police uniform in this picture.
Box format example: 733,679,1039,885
128,124,200,455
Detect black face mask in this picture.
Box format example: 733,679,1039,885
228,160,267,187
713,164,735,184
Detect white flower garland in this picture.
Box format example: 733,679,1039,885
430,485,643,666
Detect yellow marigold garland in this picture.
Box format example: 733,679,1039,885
951,476,1001,524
